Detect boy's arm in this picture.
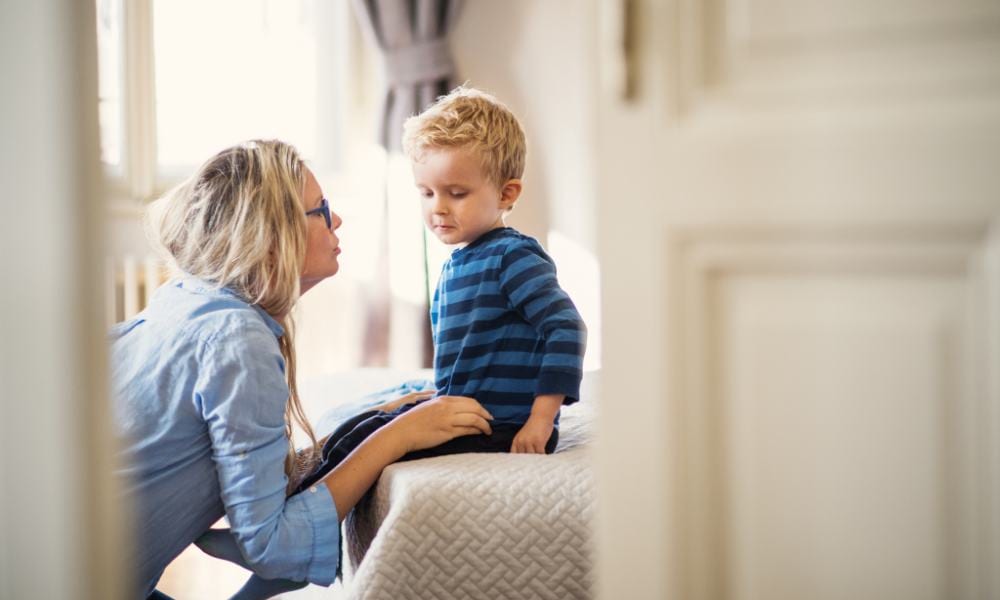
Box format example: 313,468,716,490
500,243,587,454
498,244,587,404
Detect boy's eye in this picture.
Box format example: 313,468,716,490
419,189,433,198
450,190,467,198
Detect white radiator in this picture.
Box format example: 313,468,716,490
106,255,167,326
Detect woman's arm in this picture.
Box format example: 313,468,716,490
322,395,493,517
200,325,343,584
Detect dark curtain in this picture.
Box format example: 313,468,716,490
352,0,463,151
351,0,463,366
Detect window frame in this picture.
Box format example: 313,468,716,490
104,0,374,214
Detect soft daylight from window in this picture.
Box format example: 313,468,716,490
153,0,320,172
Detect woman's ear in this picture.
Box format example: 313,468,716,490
499,179,523,211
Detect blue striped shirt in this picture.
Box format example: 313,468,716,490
431,227,587,424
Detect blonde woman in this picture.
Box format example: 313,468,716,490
110,140,493,600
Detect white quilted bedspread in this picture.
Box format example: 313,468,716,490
342,401,595,600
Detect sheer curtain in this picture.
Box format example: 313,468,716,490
350,0,464,368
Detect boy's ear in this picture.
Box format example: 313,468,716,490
499,179,523,210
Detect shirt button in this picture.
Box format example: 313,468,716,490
310,486,318,493
240,452,248,459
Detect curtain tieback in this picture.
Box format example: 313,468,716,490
383,38,455,87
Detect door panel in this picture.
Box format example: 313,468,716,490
680,234,987,599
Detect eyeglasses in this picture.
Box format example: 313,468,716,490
305,198,332,230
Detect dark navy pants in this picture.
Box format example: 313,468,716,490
292,401,559,495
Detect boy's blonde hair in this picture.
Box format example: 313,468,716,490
146,139,318,475
402,86,526,187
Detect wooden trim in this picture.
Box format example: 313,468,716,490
123,0,156,202
982,221,1000,598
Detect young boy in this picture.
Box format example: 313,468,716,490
197,87,586,598
403,85,587,454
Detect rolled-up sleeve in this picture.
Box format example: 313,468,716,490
195,322,340,585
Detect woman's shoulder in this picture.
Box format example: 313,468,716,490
147,279,282,347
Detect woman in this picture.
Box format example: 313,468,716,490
110,140,493,599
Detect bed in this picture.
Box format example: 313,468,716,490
298,369,597,600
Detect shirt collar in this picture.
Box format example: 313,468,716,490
453,226,513,258
251,305,285,337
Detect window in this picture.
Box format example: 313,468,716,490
153,0,321,173
98,0,393,349
96,0,374,206
96,0,124,170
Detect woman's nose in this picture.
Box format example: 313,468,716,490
331,210,343,231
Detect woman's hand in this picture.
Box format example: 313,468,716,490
372,390,435,413
384,395,493,454
321,395,491,520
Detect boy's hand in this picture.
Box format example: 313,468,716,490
510,414,554,454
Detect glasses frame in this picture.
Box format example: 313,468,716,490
305,197,332,230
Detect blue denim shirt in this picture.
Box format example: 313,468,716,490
110,278,339,597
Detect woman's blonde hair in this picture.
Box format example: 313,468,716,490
146,139,317,475
402,86,526,188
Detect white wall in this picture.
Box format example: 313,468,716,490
451,0,603,368
451,0,599,254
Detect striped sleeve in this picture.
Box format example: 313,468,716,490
498,243,587,403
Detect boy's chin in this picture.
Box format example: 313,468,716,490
432,232,462,245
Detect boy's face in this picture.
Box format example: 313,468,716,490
412,147,518,247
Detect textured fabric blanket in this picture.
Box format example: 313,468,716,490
342,390,596,600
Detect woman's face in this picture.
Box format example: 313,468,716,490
299,167,343,294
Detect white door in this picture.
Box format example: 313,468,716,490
594,1,1000,599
